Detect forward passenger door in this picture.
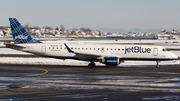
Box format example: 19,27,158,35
153,48,158,56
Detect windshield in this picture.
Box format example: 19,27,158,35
163,48,169,51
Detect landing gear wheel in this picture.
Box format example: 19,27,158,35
88,63,96,68
156,61,159,68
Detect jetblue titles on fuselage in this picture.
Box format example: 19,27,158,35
124,46,151,54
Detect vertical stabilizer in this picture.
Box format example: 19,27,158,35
9,18,41,44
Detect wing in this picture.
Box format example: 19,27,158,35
64,43,102,60
64,43,119,61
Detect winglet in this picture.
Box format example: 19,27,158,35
64,43,74,53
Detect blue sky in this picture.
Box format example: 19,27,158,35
1,0,180,32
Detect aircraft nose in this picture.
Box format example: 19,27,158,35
171,53,178,60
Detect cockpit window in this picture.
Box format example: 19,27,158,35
162,48,169,52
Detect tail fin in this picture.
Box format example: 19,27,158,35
9,18,41,44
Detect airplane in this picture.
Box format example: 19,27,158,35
5,18,178,68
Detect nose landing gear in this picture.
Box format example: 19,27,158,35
156,61,159,68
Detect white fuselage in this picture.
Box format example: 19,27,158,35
18,43,178,61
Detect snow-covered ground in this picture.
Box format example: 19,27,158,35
0,57,179,66
0,40,180,66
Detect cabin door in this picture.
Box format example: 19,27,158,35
41,46,46,54
153,48,158,56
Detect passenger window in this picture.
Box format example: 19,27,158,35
94,48,95,50
64,48,66,49
75,48,77,50
122,49,124,51
89,48,91,50
78,48,80,50
71,48,73,49
49,47,51,49
82,48,84,50
57,47,58,49
107,48,108,50
118,49,120,51
98,48,100,50
163,49,166,51
53,47,54,49
114,48,116,50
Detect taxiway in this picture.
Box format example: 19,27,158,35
0,64,180,101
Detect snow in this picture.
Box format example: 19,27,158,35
0,57,179,66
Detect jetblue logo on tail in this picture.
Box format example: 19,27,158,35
124,46,151,54
15,35,28,40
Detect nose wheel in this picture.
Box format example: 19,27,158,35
88,62,96,68
156,61,159,68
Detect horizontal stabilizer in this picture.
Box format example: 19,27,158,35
5,43,26,50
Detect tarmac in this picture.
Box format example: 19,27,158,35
0,64,180,101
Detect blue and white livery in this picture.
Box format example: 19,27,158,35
6,18,178,68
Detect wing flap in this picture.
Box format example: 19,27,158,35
74,53,102,60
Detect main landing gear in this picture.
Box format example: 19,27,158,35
88,62,96,68
156,61,159,68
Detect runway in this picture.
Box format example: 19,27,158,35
0,64,180,101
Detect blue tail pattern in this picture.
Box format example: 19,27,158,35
9,18,41,44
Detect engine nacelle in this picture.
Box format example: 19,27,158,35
103,57,120,66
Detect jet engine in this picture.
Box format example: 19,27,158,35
102,57,121,66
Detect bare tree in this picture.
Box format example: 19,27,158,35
80,27,92,34
71,30,76,35
43,26,53,30
60,25,65,32
55,27,59,30
80,27,86,32
33,26,39,30
86,28,92,33
0,26,5,30
23,24,29,33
